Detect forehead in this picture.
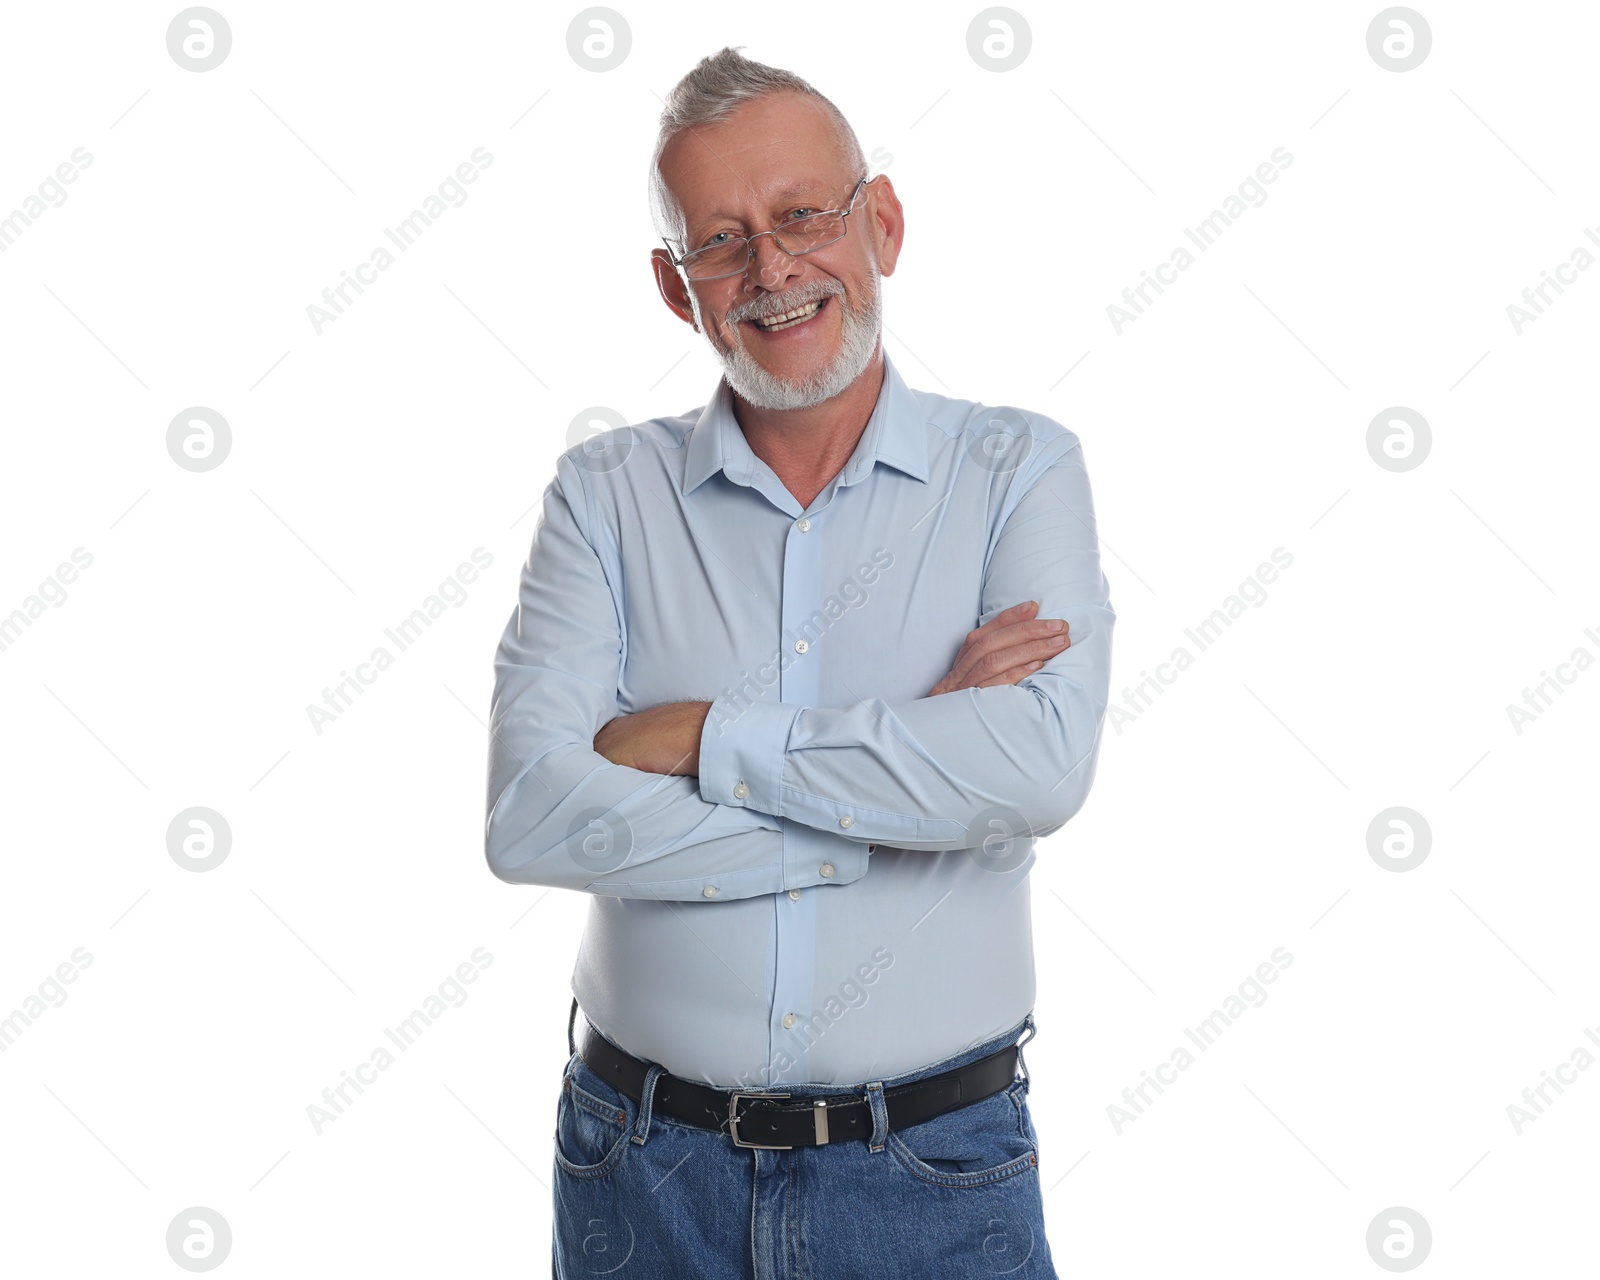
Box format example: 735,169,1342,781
694,178,839,224
662,92,851,231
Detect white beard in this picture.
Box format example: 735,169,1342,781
696,267,883,412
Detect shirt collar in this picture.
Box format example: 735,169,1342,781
682,350,930,495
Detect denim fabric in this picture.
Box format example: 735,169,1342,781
552,1013,1058,1278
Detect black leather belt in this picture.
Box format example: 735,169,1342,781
573,1006,1020,1150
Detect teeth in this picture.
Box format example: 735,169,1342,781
753,299,823,329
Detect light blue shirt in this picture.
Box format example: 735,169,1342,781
487,351,1115,1087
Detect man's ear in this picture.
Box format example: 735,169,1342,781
651,249,696,329
865,175,905,278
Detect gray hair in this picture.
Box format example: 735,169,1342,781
648,46,867,250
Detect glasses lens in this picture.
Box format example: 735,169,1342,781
775,210,845,255
682,240,748,280
681,211,848,279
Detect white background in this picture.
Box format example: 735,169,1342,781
2,1,1595,1275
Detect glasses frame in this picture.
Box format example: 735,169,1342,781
662,174,874,283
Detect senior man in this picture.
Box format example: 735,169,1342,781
487,46,1114,1280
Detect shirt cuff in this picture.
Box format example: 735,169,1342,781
698,694,802,814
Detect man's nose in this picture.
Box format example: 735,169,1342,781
746,231,802,290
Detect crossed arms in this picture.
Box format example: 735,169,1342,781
484,435,1114,902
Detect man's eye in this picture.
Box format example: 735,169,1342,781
700,209,819,247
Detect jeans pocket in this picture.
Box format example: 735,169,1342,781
553,1053,634,1180
885,1080,1038,1189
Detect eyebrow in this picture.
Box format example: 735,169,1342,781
690,182,835,231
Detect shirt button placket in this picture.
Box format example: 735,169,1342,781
774,505,823,1084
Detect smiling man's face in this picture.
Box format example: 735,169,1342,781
651,91,901,412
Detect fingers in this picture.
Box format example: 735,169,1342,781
955,600,1033,656
932,601,1073,695
972,656,1056,688
945,612,1070,689
935,634,1070,695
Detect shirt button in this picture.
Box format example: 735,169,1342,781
782,1012,797,1028
702,885,717,898
794,639,809,654
796,517,811,532
820,863,834,877
788,889,802,901
839,815,853,829
733,782,749,799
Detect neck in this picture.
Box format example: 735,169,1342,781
732,350,886,510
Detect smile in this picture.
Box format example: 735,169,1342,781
745,296,830,333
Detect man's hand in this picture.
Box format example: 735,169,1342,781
593,701,712,776
928,600,1070,697
592,603,1066,774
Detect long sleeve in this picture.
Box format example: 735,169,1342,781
485,454,863,901
696,435,1115,850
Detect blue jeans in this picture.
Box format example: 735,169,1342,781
552,1012,1058,1278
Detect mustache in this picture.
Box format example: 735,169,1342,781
730,283,841,323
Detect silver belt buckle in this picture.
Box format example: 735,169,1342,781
730,1091,822,1149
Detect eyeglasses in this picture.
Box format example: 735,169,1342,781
663,175,873,282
